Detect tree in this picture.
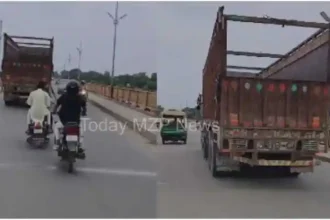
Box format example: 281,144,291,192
59,69,157,91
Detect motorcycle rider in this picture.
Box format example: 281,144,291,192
52,80,86,155
26,81,52,134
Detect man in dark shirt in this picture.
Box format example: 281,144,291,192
53,81,86,153
196,93,202,123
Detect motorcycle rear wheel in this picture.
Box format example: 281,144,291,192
68,162,73,173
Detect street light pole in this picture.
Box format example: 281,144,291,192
76,41,82,80
67,53,71,79
106,1,127,97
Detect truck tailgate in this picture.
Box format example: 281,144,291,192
221,77,329,129
1,63,50,84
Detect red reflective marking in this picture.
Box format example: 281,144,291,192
231,81,238,90
268,84,275,92
279,83,286,92
223,80,228,90
323,87,328,95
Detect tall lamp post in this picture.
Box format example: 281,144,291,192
106,1,127,98
76,41,82,81
67,53,71,79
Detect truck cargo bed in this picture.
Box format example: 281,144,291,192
220,77,328,129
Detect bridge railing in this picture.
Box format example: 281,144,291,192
86,83,157,116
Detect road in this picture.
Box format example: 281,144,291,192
155,128,330,218
0,92,157,218
3,81,330,218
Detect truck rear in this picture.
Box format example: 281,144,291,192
1,33,54,105
201,6,330,177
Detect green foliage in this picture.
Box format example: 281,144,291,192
55,69,157,91
182,107,197,119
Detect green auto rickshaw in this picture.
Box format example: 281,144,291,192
158,109,188,145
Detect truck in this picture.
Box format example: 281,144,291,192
201,6,330,177
1,33,54,106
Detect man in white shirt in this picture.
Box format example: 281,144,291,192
26,81,52,134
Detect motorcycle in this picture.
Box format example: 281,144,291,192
26,117,50,148
56,120,86,173
80,88,88,102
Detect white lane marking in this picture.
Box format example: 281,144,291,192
0,162,157,178
46,165,157,177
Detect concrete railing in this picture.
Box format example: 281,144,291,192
86,83,157,116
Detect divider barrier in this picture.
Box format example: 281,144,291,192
86,83,157,116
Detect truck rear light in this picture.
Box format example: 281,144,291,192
229,113,238,126
312,117,320,128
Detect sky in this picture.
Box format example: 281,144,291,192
0,1,157,74
0,2,330,109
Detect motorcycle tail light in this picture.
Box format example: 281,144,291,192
64,126,80,135
34,122,42,129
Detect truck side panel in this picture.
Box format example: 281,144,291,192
220,77,328,129
203,8,226,121
260,30,329,82
3,34,19,61
268,43,328,82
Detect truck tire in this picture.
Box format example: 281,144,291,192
208,132,218,177
287,172,300,178
162,138,166,145
4,100,12,106
202,133,208,160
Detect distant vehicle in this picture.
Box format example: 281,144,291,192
159,109,187,145
1,33,54,106
57,83,66,95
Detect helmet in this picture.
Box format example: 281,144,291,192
81,80,86,85
66,80,79,95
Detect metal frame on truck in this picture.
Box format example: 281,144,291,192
201,6,330,177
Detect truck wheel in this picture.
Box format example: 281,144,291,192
162,138,166,145
183,139,187,144
4,101,12,106
202,136,208,160
287,172,300,178
208,134,218,177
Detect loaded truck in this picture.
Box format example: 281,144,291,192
1,33,54,106
201,6,330,177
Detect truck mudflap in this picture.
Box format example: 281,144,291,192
232,156,313,166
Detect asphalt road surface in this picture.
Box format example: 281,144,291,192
4,81,330,218
0,93,156,218
155,127,330,218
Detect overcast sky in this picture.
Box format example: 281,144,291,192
0,2,330,109
0,1,156,74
